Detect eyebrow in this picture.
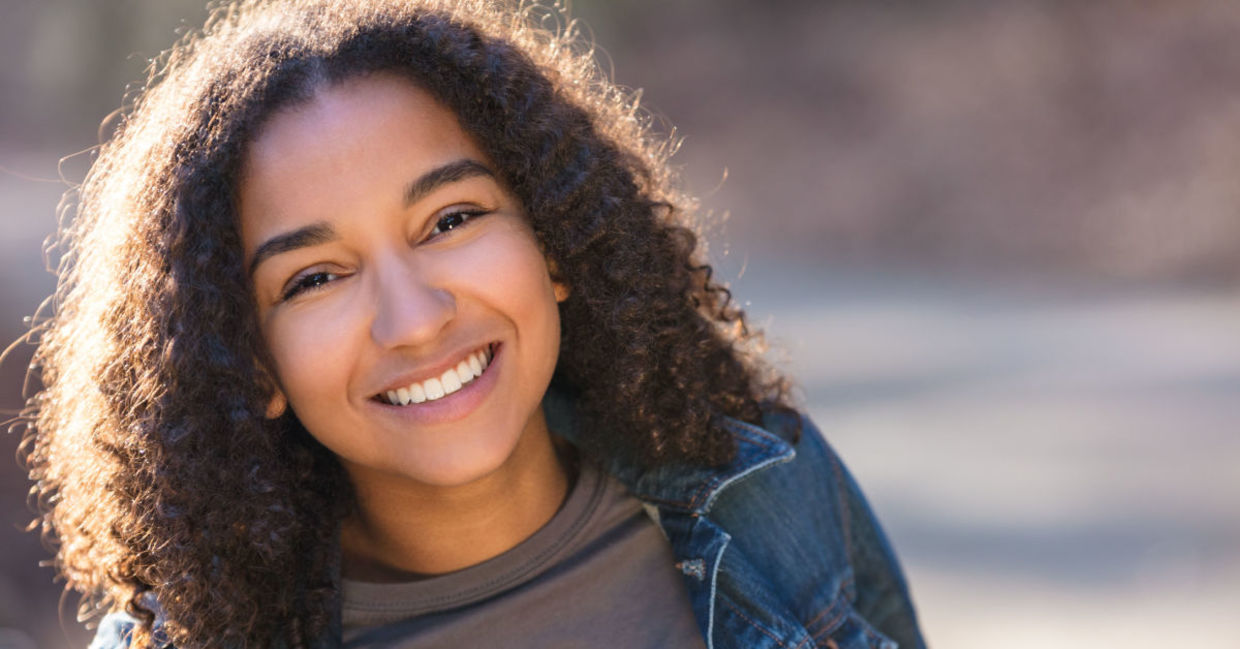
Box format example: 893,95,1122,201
248,221,338,277
247,159,496,277
404,158,495,207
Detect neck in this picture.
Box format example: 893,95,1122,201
339,411,569,581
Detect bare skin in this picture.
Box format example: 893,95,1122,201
238,73,570,580
340,407,569,580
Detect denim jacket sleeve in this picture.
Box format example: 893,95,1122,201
807,417,925,649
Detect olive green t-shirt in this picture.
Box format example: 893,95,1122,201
341,460,707,649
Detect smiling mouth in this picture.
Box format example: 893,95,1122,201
377,343,496,406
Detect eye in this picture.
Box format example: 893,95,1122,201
428,208,487,238
281,270,339,302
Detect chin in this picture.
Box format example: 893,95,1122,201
391,438,521,488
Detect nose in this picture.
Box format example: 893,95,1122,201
368,256,456,350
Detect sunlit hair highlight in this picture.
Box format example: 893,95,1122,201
21,2,793,648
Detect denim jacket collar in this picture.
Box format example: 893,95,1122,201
541,388,797,515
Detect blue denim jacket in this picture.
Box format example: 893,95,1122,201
546,394,925,649
90,399,925,649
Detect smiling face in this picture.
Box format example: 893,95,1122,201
238,73,567,491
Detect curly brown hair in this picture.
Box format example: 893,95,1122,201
20,1,793,648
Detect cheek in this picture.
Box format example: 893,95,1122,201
460,222,561,345
463,223,557,298
263,303,364,403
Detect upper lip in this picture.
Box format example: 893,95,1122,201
369,341,495,398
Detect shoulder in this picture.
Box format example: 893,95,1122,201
714,409,927,649
710,410,856,566
713,408,851,527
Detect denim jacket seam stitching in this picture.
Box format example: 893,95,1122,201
805,576,856,641
843,575,859,603
636,426,787,511
691,426,773,510
705,537,729,649
804,597,848,635
718,596,794,649
862,623,890,647
698,432,797,512
792,637,814,649
809,608,849,644
639,418,792,513
689,478,717,511
804,574,854,627
698,450,796,513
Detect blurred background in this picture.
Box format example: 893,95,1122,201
2,0,1238,647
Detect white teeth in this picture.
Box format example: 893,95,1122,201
440,368,462,395
456,360,474,383
382,345,495,406
423,377,445,400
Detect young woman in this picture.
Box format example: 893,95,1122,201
23,1,924,648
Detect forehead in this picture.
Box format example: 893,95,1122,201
236,73,490,249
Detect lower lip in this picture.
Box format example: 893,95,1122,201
368,343,503,426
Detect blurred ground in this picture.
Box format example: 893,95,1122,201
727,262,1240,648
3,1,1239,648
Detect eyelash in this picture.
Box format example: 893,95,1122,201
281,270,339,302
428,207,487,237
278,208,488,302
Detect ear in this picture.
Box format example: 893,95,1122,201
546,257,570,303
553,280,571,303
265,389,288,419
